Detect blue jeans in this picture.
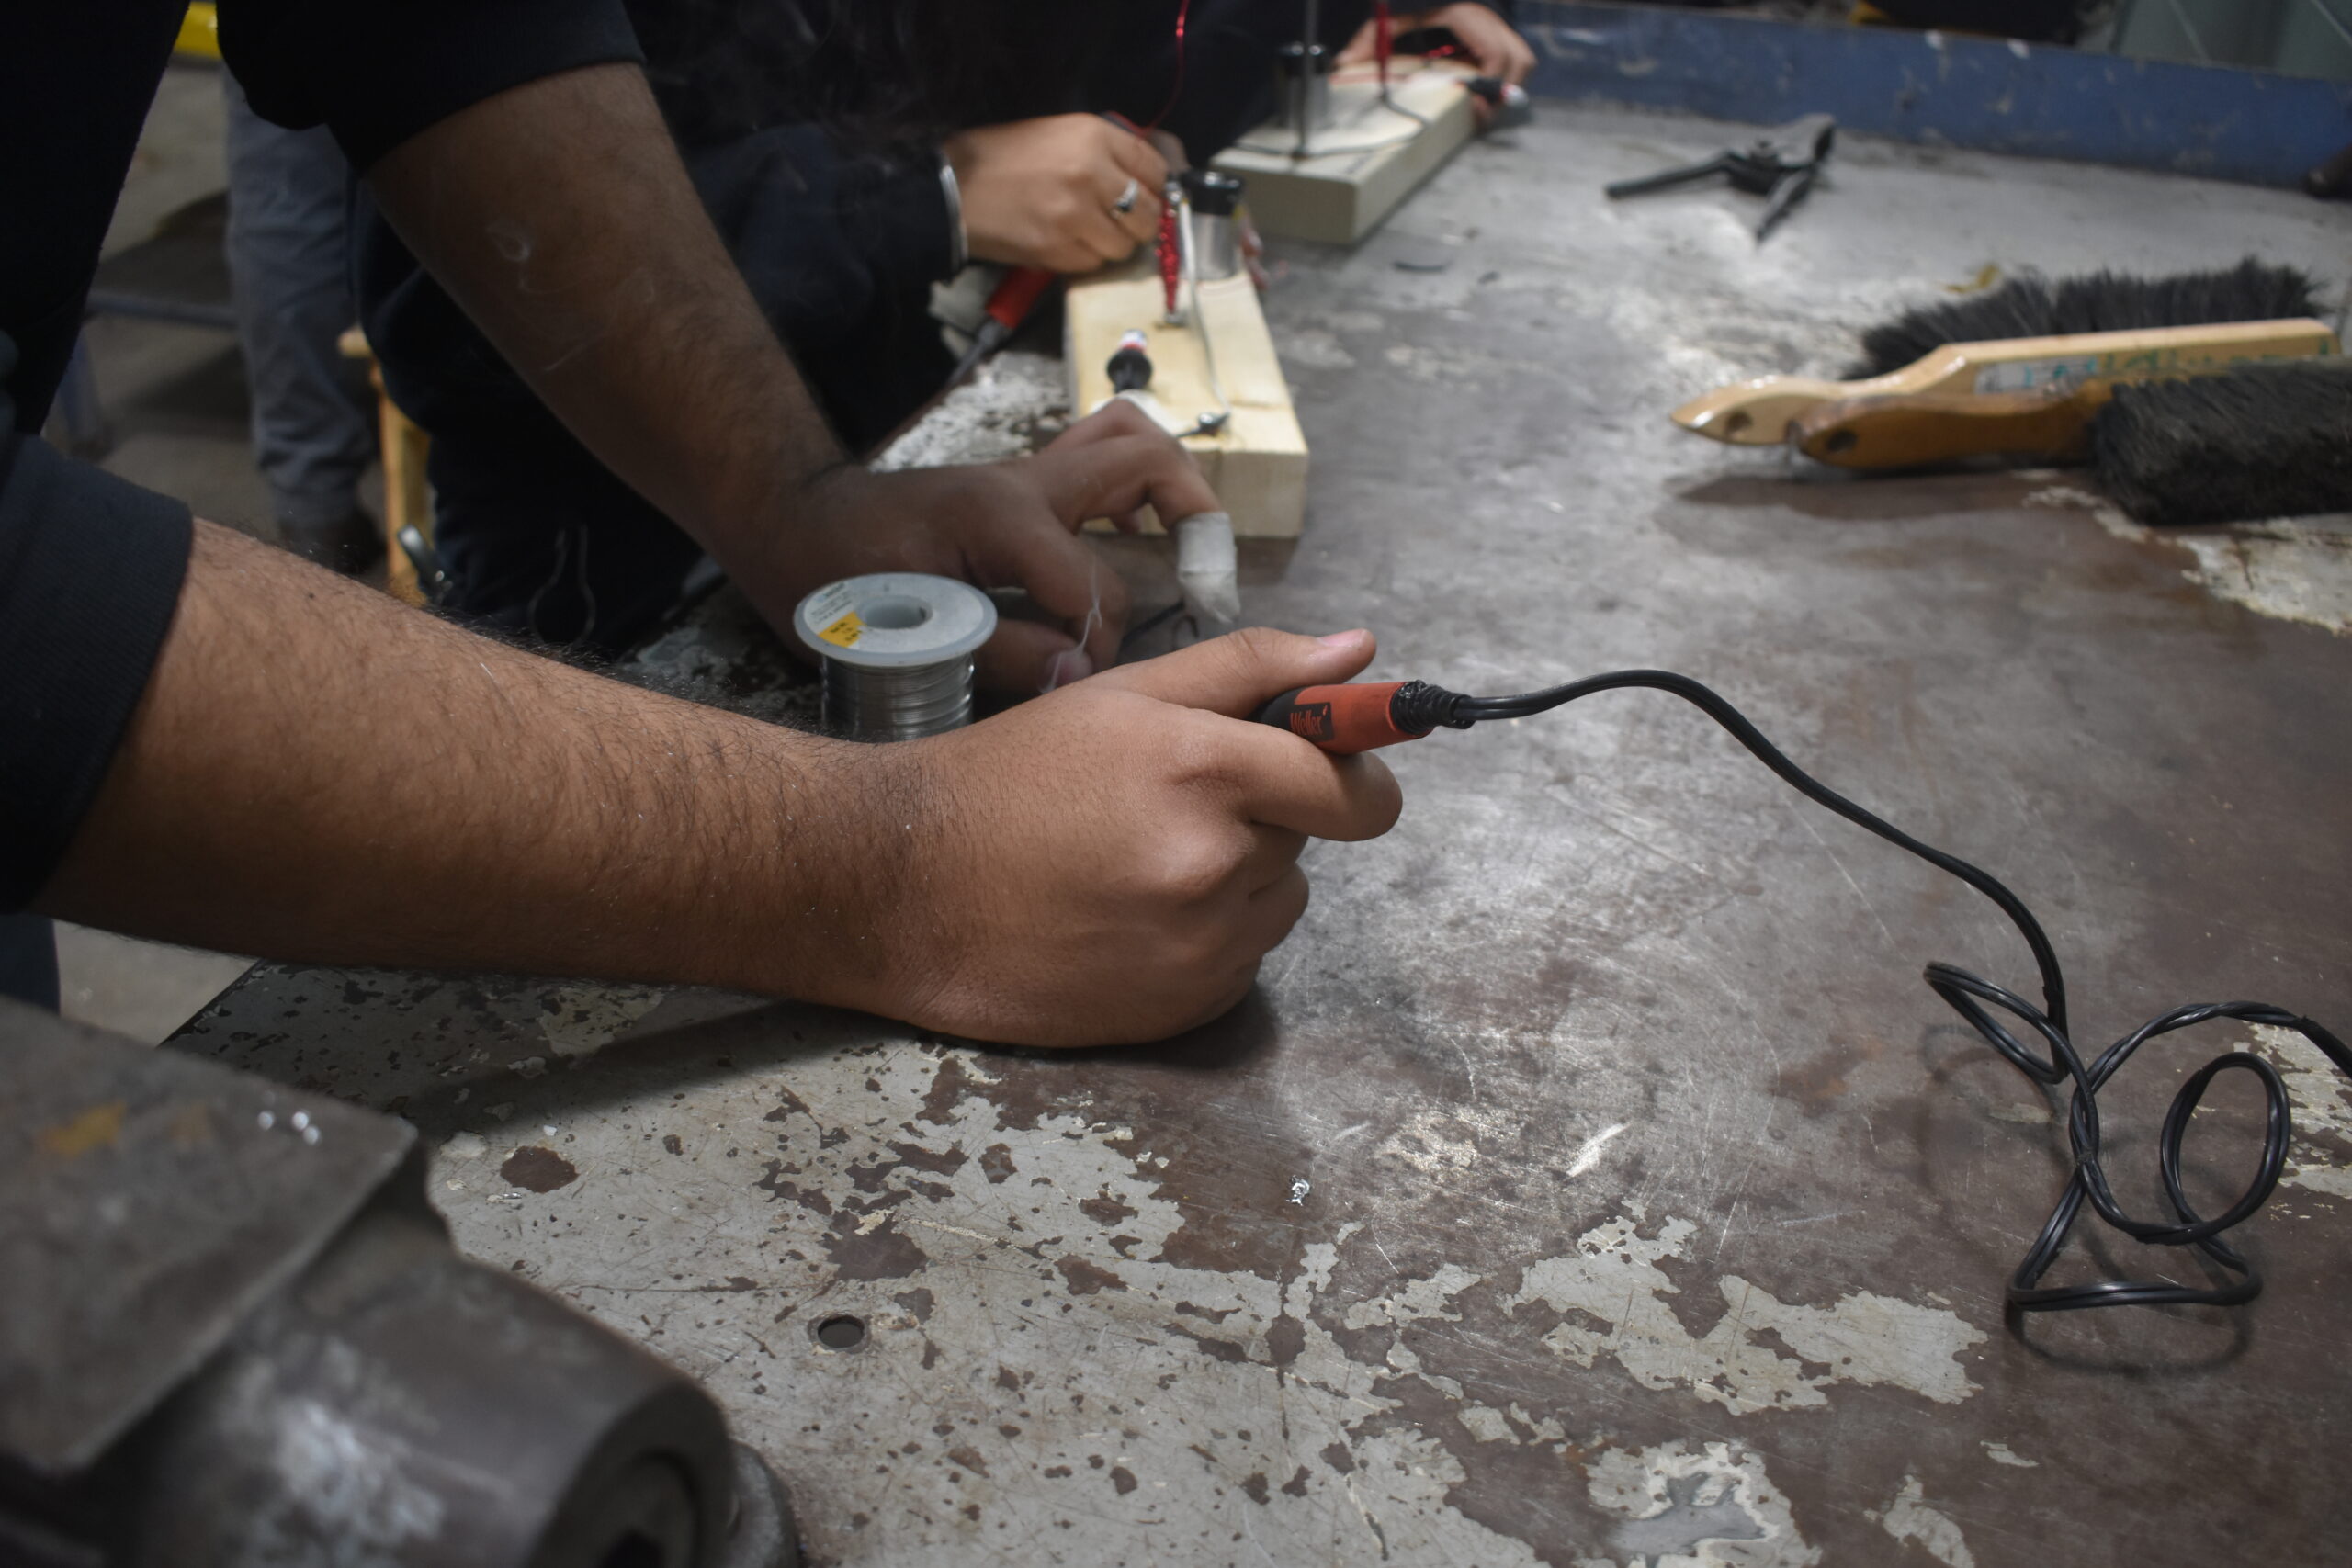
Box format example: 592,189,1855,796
0,913,58,1010
223,75,375,527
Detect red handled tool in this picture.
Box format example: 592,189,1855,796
946,265,1057,387
1158,202,1182,321
1096,110,1184,321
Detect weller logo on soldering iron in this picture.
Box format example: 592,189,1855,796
1285,701,1335,742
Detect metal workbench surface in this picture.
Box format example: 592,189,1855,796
175,104,2352,1566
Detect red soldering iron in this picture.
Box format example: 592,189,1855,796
946,265,1057,386
1254,682,1461,753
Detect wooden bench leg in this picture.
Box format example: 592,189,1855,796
376,378,432,607
339,325,433,606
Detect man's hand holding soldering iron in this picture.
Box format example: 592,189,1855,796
43,521,1400,1047
875,628,1402,1044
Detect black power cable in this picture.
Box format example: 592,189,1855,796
1398,671,2350,1315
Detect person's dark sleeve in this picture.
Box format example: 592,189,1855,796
216,0,647,172
0,407,193,909
361,124,958,469
673,131,960,446
834,152,962,302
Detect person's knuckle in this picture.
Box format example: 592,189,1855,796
1248,874,1311,953
1092,412,1145,449
1274,869,1313,929
1173,912,1243,977
1159,720,1232,790
1148,832,1238,907
1168,970,1251,1036
1111,440,1172,487
1224,624,1297,669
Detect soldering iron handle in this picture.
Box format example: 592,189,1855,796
947,267,1059,387
989,265,1057,329
1254,682,1429,753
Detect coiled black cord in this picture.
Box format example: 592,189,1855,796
1412,670,2350,1314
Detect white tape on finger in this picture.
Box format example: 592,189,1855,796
1174,510,1240,623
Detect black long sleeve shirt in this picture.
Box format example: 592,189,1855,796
0,0,643,908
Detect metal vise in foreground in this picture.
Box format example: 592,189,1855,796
0,999,797,1568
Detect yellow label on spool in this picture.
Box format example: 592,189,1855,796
819,612,865,649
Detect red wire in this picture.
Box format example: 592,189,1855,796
1158,204,1182,318
1144,0,1193,131
1136,0,1193,308
1375,1,1393,88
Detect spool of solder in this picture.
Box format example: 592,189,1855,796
793,572,997,740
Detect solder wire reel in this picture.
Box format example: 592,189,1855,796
792,573,997,742
790,543,1238,745
787,546,1235,747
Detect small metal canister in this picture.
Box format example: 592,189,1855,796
1272,39,1332,133
1181,169,1246,282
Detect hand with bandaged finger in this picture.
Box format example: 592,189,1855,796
741,400,1219,695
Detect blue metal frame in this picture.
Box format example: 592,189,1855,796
1520,1,2352,188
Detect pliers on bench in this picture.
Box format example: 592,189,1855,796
1604,113,1838,243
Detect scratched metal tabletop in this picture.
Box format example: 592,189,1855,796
177,105,2352,1566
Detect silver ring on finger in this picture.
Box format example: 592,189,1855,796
1111,177,1141,216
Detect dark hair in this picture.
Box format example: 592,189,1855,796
632,0,1098,151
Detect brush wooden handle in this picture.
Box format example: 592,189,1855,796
1792,387,2103,468
1671,318,2340,446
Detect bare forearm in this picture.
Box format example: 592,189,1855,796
362,64,842,550
40,523,904,998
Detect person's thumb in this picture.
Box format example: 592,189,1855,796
1095,626,1377,717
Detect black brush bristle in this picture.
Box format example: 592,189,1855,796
1849,258,2324,378
2090,360,2352,527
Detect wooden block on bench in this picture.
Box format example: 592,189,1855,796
1212,59,1479,245
1065,261,1308,539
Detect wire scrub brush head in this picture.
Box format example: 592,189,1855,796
2089,359,2352,528
1849,259,2325,379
